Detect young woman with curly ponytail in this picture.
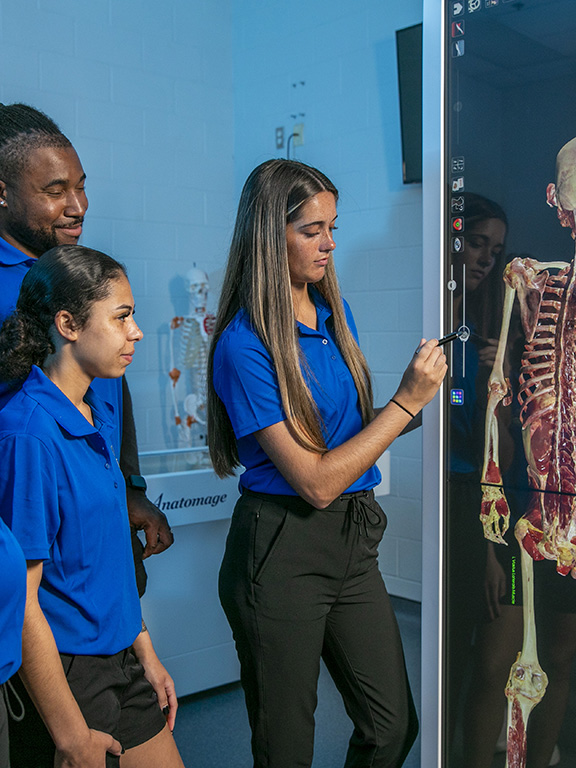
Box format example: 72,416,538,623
0,245,184,768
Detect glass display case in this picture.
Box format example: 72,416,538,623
128,263,245,696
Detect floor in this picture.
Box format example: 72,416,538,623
172,596,422,768
172,595,576,767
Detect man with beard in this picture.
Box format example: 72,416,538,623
0,102,174,563
0,103,174,765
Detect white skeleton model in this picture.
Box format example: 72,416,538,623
169,267,215,466
480,138,576,768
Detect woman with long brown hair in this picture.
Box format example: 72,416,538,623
208,159,446,767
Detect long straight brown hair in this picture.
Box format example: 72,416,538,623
462,192,508,340
207,159,374,477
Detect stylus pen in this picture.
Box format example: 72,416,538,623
437,331,460,346
416,328,468,354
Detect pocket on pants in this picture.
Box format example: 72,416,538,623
60,652,77,678
251,499,291,585
362,497,388,553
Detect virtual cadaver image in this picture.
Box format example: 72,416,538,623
444,3,576,765
479,137,576,768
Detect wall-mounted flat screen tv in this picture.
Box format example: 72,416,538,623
396,22,423,184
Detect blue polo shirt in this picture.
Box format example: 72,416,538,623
0,366,141,656
213,290,381,495
0,235,34,317
0,517,26,684
0,236,123,454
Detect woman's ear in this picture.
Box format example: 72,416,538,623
53,310,79,341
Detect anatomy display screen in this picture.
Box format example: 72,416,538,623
443,1,576,766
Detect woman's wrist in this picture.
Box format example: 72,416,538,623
388,398,416,420
132,627,158,665
389,394,421,420
52,720,92,754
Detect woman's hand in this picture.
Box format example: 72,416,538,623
132,628,178,732
55,729,122,768
393,339,448,416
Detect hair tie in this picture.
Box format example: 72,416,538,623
389,398,416,420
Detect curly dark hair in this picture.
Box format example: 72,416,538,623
0,245,126,382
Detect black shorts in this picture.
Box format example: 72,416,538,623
61,648,166,754
8,647,166,768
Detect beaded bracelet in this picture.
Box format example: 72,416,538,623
389,398,416,420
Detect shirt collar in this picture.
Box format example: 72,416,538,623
23,366,116,438
296,287,333,335
0,235,36,267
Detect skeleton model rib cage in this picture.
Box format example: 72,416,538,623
480,138,576,768
168,268,215,466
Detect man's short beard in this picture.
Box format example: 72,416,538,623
5,220,61,257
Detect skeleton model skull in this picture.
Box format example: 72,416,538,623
480,137,576,767
169,267,215,465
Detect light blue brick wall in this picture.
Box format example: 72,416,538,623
0,0,235,455
233,0,424,599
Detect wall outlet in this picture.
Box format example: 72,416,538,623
275,126,284,149
293,123,304,146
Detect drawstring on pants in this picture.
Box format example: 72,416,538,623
341,490,382,537
2,679,25,722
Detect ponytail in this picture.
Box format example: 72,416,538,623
0,245,126,383
0,311,52,382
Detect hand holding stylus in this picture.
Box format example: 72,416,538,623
416,326,470,354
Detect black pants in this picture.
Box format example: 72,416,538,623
219,489,418,768
8,649,165,768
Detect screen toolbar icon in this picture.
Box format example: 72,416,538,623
452,40,465,57
452,1,464,14
451,237,464,253
451,196,465,213
452,176,464,192
452,20,465,37
452,40,464,58
451,389,464,406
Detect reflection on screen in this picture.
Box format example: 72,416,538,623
444,2,576,767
